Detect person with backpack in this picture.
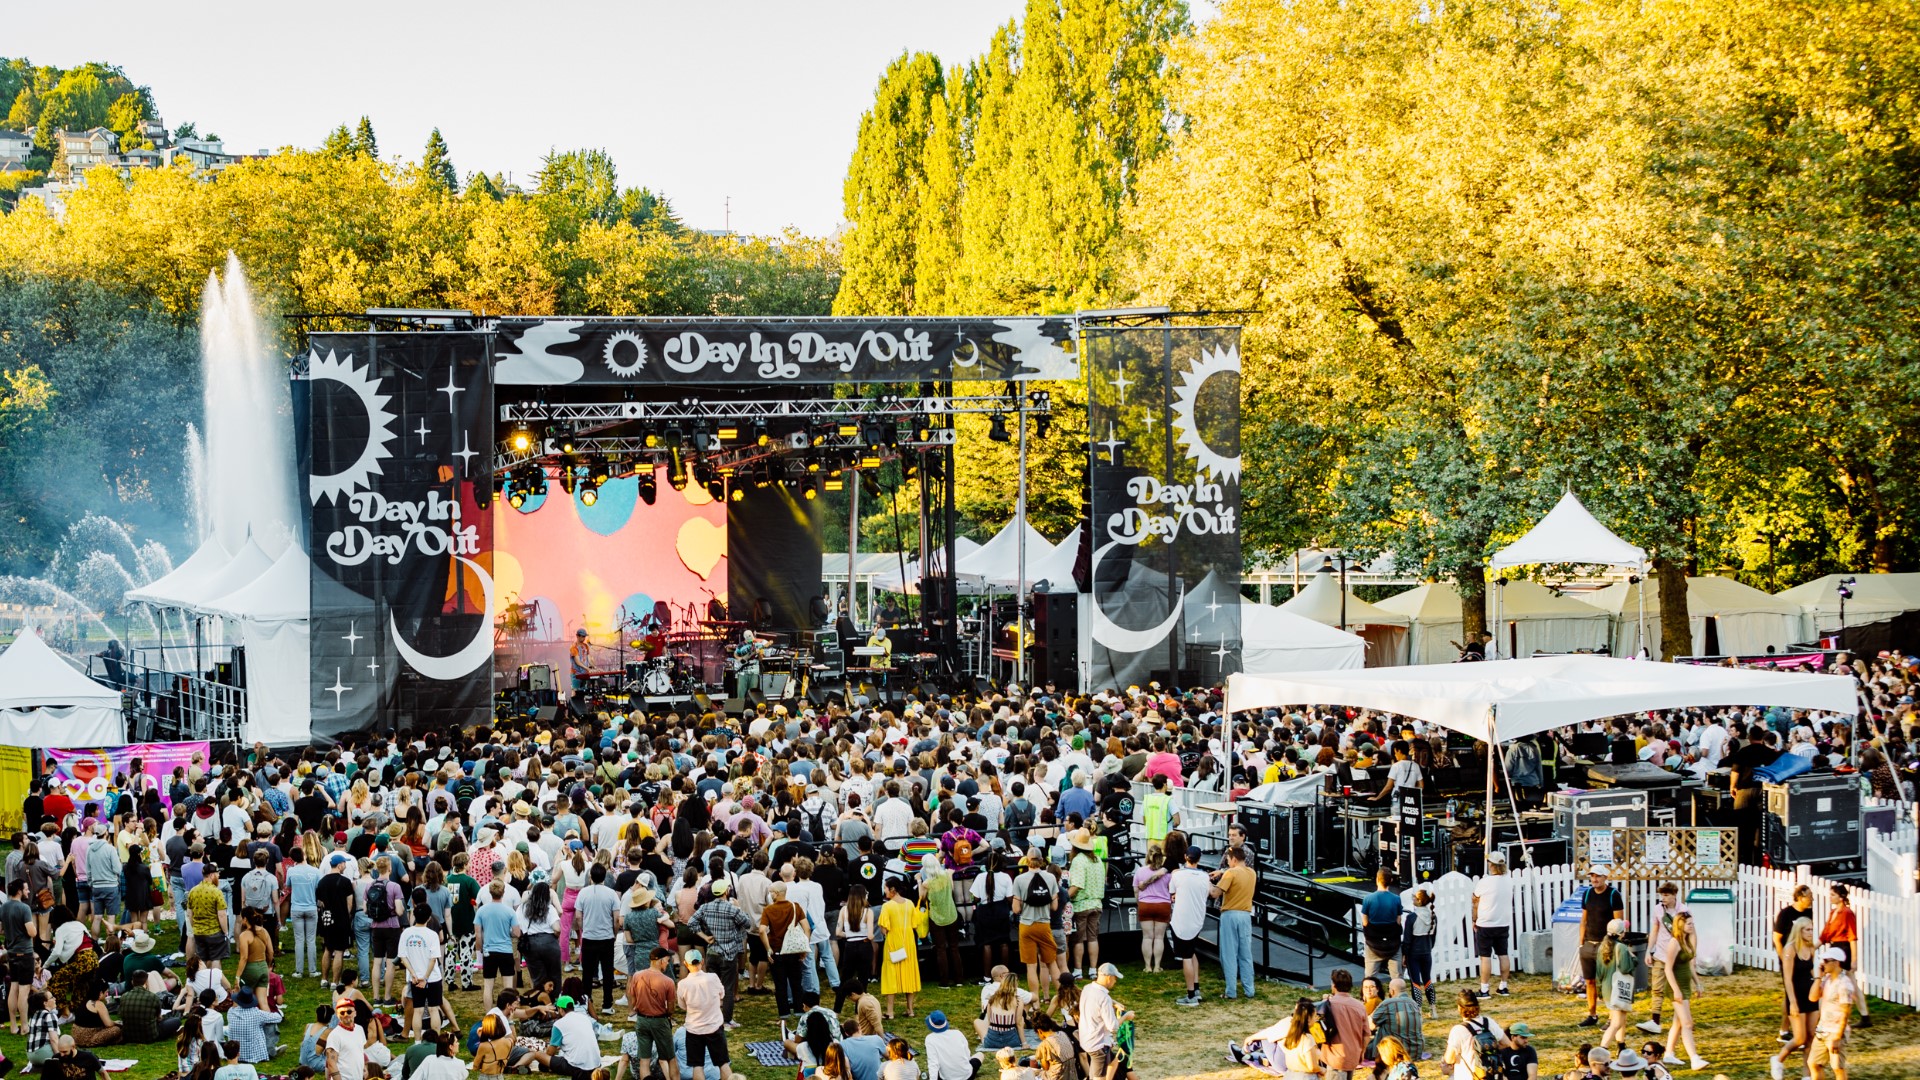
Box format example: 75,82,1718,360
1361,869,1404,980
1005,784,1037,852
1443,989,1509,1080
1316,969,1369,1080
1012,850,1060,997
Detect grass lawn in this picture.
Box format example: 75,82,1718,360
15,925,1919,1080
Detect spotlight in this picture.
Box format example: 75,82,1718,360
643,430,662,449
752,420,769,447
508,488,526,509
804,478,819,501
559,433,577,455
638,470,657,505
859,454,882,469
579,482,599,507
837,422,860,438
824,477,844,492
1034,412,1051,439
717,425,740,442
589,456,610,484
988,413,1010,442
706,478,724,502
523,465,547,496
668,449,687,490
730,487,745,502
754,472,770,489
510,423,532,452
812,431,829,446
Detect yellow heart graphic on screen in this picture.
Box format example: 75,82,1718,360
676,518,727,579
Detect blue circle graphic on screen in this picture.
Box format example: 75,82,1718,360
578,476,638,534
620,592,657,626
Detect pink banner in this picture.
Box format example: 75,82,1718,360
44,741,210,813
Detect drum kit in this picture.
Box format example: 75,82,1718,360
613,597,758,698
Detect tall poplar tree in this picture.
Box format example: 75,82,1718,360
834,52,945,315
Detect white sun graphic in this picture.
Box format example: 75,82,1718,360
1170,345,1242,484
308,348,398,504
602,330,648,377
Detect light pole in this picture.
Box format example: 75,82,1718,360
1319,553,1354,630
1837,576,1855,649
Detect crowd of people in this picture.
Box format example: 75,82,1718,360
0,648,1907,1080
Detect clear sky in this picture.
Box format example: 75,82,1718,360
8,1,1045,236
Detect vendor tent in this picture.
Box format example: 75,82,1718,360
201,545,312,746
1383,581,1612,663
1239,599,1365,673
960,517,1056,589
1278,572,1409,666
1024,525,1083,593
1776,573,1920,640
867,540,983,596
1584,576,1806,659
1489,492,1648,571
181,536,274,615
123,536,231,609
0,630,124,746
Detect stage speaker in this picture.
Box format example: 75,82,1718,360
974,676,993,697
1764,775,1863,864
1031,593,1079,688
806,684,827,707
692,691,715,714
748,688,766,708
534,706,558,724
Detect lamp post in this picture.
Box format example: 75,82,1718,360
1837,576,1855,649
1319,553,1354,630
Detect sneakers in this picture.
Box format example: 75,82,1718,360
1770,1057,1785,1080
1226,1041,1246,1065
1479,985,1491,997
1779,1030,1794,1042
1689,1058,1709,1073
1663,1054,1685,1067
1495,983,1511,996
1177,992,1201,1007
1072,968,1084,979
1578,1014,1599,1028
1639,1019,1664,1034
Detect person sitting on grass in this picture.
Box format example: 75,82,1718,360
213,1039,259,1080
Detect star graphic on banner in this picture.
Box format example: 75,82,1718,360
414,418,432,445
1206,591,1222,622
1142,411,1158,436
438,370,464,411
326,668,352,710
1109,368,1133,406
1096,422,1124,464
453,433,477,474
367,655,380,678
1190,625,1203,642
1214,637,1231,662
342,621,362,653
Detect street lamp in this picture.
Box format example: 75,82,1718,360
1319,553,1354,630
1837,576,1856,648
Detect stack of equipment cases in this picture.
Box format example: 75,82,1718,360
1551,789,1650,841
1763,774,1864,878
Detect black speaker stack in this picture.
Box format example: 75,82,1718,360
1030,592,1079,688
1763,774,1864,871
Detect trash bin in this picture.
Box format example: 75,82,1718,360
1622,930,1651,995
1688,887,1735,976
1552,895,1584,992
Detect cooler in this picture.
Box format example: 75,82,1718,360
1688,887,1735,976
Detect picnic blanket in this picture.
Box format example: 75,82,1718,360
745,1041,802,1068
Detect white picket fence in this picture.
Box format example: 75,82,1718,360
1349,861,1920,1006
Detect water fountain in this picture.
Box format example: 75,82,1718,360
199,252,298,557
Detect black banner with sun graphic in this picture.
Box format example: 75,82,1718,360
1084,326,1242,691
302,332,495,741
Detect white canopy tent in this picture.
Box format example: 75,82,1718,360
1278,572,1410,666
1226,654,1858,847
201,545,313,746
124,536,232,609
1239,599,1365,673
181,537,275,615
1490,492,1648,658
1584,576,1805,659
867,538,984,596
1776,573,1920,640
0,630,124,746
1383,581,1613,663
1024,524,1082,593
960,517,1057,589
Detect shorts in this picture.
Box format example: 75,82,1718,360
686,1028,730,1069
1019,922,1058,965
195,933,231,961
411,981,444,1008
8,953,33,984
1137,902,1172,923
632,1015,673,1061
1807,1034,1847,1069
1073,909,1101,941
1170,931,1199,961
1084,1047,1113,1079
746,936,769,965
91,885,122,917
321,921,353,952
484,952,516,978
1579,941,1600,981
1474,925,1509,959
372,927,401,959
241,960,269,987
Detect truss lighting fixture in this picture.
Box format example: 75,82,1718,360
988,413,1010,442
859,454,882,469
837,422,861,438
579,481,600,507
706,478,724,502
717,425,740,442
510,423,533,452
824,477,844,492
752,420,769,446
804,478,819,501
731,487,745,502
638,471,657,505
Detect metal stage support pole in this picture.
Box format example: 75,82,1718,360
847,479,859,622
1015,388,1029,687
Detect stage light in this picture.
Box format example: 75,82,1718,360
805,459,820,473
1034,413,1051,439
914,418,933,441
559,432,577,455
859,454,882,469
523,465,547,497
804,478,819,500
510,424,532,452
812,431,829,446
717,425,740,442
988,413,1010,442
731,487,744,502
668,449,687,490
663,424,683,448
579,483,599,507
589,456,611,484
754,473,770,489
752,421,769,447
638,471,657,505
824,477,844,492
508,489,526,509
706,478,724,501
643,431,662,449
837,422,860,438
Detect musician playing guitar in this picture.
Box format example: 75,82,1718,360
570,627,592,692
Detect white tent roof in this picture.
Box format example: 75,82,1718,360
1490,492,1646,570
182,537,275,615
868,539,984,594
1227,654,1857,744
1025,525,1082,592
1385,581,1612,622
1584,576,1802,618
123,536,231,609
1279,572,1409,627
201,544,312,623
1777,573,1920,627
959,517,1056,588
1239,599,1365,672
0,630,121,709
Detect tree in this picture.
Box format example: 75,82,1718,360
106,92,153,150
421,128,458,191
834,51,944,315
464,170,503,201
321,124,354,158
536,148,623,227
351,115,378,159
173,121,198,140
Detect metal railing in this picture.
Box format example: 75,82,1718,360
89,655,246,743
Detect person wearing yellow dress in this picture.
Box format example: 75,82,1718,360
877,879,921,1019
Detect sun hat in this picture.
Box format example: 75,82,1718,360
630,885,656,907
128,930,155,954
1069,828,1098,851
1587,1047,1612,1067
1610,1049,1647,1074
926,1011,948,1031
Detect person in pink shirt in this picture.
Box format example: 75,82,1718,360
1138,735,1185,788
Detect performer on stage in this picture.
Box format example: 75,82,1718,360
868,625,893,670
570,627,592,693
734,629,765,701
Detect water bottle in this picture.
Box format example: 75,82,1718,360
1446,799,1457,825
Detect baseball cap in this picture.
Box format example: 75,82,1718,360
711,880,730,897
328,853,351,868
555,995,575,1010
1508,1023,1533,1038
685,948,704,965
1816,945,1847,963
1095,963,1123,980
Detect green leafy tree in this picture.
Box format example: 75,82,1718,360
421,128,458,191
173,121,197,140
106,92,154,150
536,148,623,228
321,124,354,158
834,51,944,315
351,115,378,159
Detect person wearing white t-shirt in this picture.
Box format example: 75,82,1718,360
1167,849,1213,1006
1472,853,1514,996
1443,991,1508,1080
325,1001,369,1080
398,907,446,1038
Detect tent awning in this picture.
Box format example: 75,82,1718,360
123,537,231,609
201,544,312,623
1226,654,1857,744
0,631,121,709
1279,572,1409,627
1490,491,1646,570
960,517,1056,588
1239,599,1365,673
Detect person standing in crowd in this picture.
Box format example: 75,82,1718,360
3,877,36,1036
574,862,621,1015
1444,990,1508,1080
687,879,753,1029
1012,851,1061,999
1595,919,1639,1052
678,949,733,1080
1168,847,1210,1007
1656,909,1706,1073
1773,917,1819,1080
627,947,678,1080
1576,868,1625,1028
1473,852,1514,998
1211,846,1257,1001
1361,868,1404,979
1402,886,1438,1014
1819,885,1868,1027
1065,829,1106,980
1639,882,1686,1037
1077,963,1130,1080
397,904,447,1038
1774,884,1815,1044
1805,945,1854,1080
876,878,921,1021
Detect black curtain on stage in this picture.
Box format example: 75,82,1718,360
728,485,824,633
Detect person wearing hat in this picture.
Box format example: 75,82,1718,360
549,993,603,1080
678,949,734,1080
1077,964,1131,1080
1607,1048,1648,1075
1595,917,1639,1052
1065,828,1106,980
1473,850,1514,998
920,1009,974,1080
1443,989,1509,1080
1802,944,1855,1080
1577,866,1625,1028
569,628,593,697
1503,1022,1538,1080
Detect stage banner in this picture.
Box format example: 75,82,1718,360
0,746,29,837
305,333,495,741
492,317,1077,386
44,741,206,813
1084,326,1242,690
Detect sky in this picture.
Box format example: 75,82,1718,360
6,0,1047,236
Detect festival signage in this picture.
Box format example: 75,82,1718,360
304,333,495,740
491,317,1078,386
1084,326,1243,689
44,741,209,810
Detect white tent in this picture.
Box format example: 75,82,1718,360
1278,572,1409,666
1025,525,1082,592
1584,576,1807,660
1383,581,1613,663
1490,492,1648,570
1239,599,1365,673
124,537,231,609
1776,573,1920,640
960,518,1056,589
0,631,124,746
181,537,275,615
201,545,313,746
870,537,984,595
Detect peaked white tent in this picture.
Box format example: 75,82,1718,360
1490,492,1648,658
124,537,232,609
1024,525,1082,592
0,631,124,746
1776,573,1920,640
199,545,313,746
1383,581,1613,663
1239,599,1364,673
1227,654,1857,846
1586,576,1814,660
1278,572,1409,666
960,518,1056,589
868,538,984,595
182,536,275,615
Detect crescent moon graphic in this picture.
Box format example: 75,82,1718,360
952,337,979,367
1087,540,1184,653
389,555,495,681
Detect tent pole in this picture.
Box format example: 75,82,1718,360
1636,565,1648,659
1496,736,1532,867
1494,576,1503,660
1484,707,1498,853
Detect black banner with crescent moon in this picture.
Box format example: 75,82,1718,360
492,317,1077,386
1084,326,1242,691
303,332,495,741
